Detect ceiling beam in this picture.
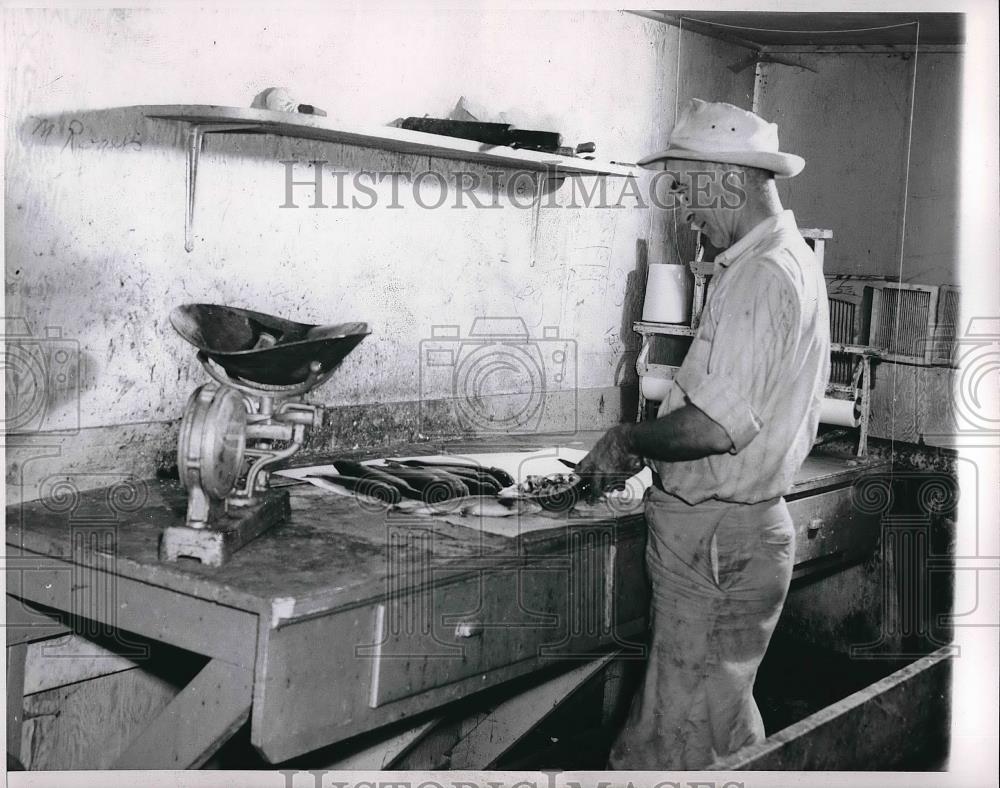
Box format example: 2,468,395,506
640,11,763,51
626,11,964,48
762,44,964,54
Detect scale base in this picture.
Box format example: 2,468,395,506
160,489,291,567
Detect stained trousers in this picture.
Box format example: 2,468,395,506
608,485,795,770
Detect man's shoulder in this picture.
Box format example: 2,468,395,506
742,229,821,295
725,246,808,296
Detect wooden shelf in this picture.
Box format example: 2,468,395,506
632,320,696,338
142,105,636,252
147,105,636,175
830,342,883,358
144,105,636,176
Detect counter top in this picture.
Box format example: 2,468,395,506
6,431,887,624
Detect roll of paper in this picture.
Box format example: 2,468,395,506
820,396,862,428
642,264,691,323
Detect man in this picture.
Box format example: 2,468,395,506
577,99,830,769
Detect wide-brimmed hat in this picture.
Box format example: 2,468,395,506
638,98,804,178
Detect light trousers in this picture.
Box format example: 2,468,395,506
608,485,795,770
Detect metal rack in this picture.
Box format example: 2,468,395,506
826,342,881,457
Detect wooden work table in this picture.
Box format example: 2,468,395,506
5,431,889,768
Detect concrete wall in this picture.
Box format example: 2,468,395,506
757,50,961,285
4,9,754,502
756,49,963,451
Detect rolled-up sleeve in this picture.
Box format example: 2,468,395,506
674,261,799,454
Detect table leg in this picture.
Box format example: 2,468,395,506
600,655,630,726
5,596,71,647
447,651,618,768
6,642,28,767
319,718,441,769
112,657,252,769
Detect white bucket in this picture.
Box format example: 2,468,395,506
640,373,673,402
636,343,676,402
642,264,691,324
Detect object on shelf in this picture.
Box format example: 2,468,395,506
400,116,563,153
642,263,691,324
868,283,941,365
402,97,594,156
639,365,674,402
799,227,834,268
819,395,862,428
826,273,896,385
447,94,508,124
251,87,327,117
826,275,899,344
825,342,881,457
825,275,958,367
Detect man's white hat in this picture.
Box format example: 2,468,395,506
638,98,805,178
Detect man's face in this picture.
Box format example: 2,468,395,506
662,159,745,249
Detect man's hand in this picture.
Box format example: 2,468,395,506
576,405,734,505
576,424,645,504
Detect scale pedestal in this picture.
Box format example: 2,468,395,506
161,490,291,567
162,304,370,566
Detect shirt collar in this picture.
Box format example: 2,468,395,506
715,209,796,268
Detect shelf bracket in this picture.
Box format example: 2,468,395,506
183,122,262,252
184,125,203,253
543,173,567,191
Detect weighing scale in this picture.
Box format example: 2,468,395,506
164,303,370,566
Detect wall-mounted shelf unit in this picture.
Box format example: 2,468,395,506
140,105,637,251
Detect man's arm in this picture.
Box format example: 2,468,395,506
575,402,731,501
577,261,799,500
627,401,733,459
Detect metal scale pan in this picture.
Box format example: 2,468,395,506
164,303,370,566
169,303,370,388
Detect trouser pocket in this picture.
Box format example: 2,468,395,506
759,517,795,547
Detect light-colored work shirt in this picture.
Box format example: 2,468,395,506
653,209,830,504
